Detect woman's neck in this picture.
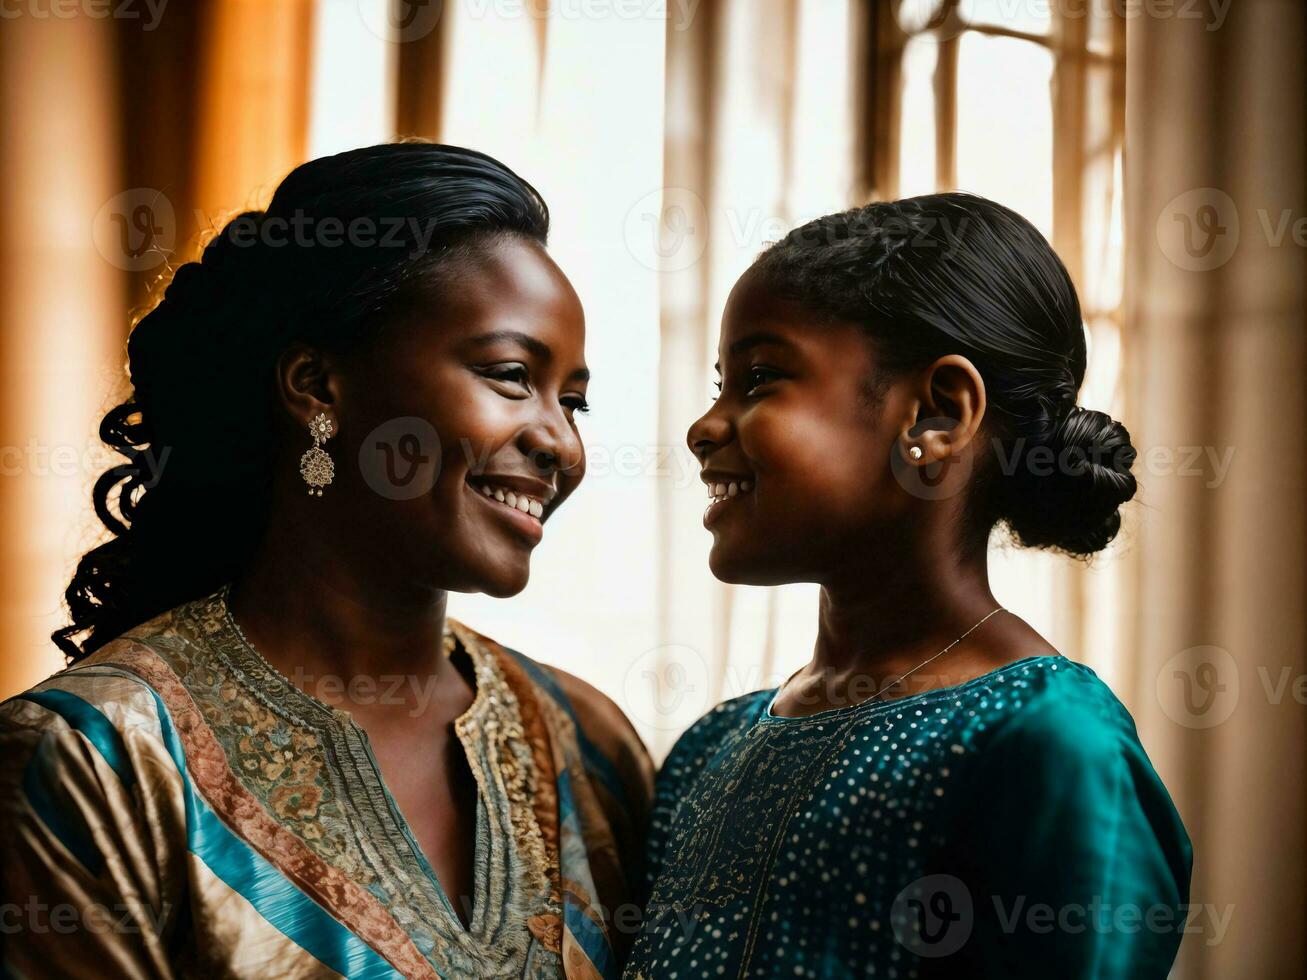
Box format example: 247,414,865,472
226,507,456,716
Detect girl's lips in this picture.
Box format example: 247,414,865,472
703,485,753,529
467,480,544,544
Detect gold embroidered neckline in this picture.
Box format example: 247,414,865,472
201,585,558,959
214,583,491,736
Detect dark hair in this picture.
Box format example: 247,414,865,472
752,192,1137,559
55,142,550,662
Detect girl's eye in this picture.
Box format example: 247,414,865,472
745,366,782,394
563,396,590,416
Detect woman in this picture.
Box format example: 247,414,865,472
0,143,652,978
628,194,1192,978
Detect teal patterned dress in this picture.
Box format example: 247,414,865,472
626,655,1192,979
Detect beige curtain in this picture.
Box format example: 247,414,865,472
0,13,126,697
1123,1,1307,977
652,0,861,755
0,1,317,697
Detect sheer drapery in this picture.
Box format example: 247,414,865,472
0,0,318,697
1123,2,1306,975
2,9,1305,975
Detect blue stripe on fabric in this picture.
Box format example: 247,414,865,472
557,769,617,979
14,687,146,877
18,689,137,791
501,648,629,807
144,689,403,979
21,737,103,876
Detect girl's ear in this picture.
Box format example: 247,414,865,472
903,355,987,463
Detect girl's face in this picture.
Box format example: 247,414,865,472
328,236,588,597
686,268,916,586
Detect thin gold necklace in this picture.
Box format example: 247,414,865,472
768,606,1007,717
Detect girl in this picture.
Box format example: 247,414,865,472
0,143,651,978
628,194,1191,979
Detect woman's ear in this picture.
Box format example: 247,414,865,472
903,355,986,463
276,343,339,429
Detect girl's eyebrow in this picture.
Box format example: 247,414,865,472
714,331,795,372
467,328,551,360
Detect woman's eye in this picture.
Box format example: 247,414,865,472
483,364,530,387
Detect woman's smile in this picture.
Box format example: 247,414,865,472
465,474,555,545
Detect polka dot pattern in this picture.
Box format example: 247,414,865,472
625,655,1179,979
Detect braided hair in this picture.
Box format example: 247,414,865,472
55,142,550,662
752,192,1137,559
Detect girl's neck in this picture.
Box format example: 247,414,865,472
812,550,1002,682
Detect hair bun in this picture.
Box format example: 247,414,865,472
999,406,1138,557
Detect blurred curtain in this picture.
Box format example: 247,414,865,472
1122,1,1307,976
651,0,860,755
0,0,317,696
0,12,126,699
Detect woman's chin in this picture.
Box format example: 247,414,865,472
478,567,531,598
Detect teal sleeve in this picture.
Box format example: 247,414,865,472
938,691,1193,979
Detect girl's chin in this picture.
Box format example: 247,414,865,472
707,546,785,586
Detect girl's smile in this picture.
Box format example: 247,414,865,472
701,472,754,527
687,266,907,586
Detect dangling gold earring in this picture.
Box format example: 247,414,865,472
299,412,335,497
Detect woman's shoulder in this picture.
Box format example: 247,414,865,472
0,651,182,798
0,593,222,750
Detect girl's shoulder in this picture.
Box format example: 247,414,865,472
959,654,1146,760
660,688,774,772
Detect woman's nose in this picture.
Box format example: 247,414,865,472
521,407,584,478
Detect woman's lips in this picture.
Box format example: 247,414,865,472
467,480,544,544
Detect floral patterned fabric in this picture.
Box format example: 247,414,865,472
0,586,648,978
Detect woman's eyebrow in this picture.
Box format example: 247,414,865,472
466,329,589,382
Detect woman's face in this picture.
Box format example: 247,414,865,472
330,236,588,597
686,267,915,586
